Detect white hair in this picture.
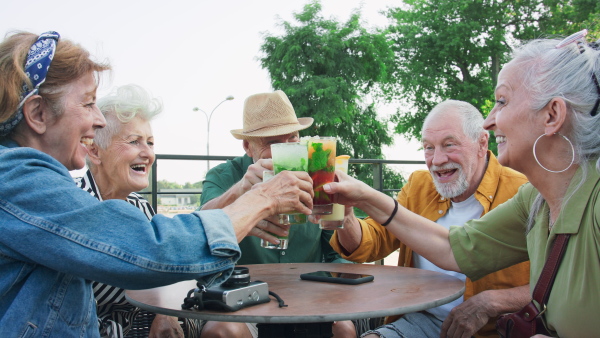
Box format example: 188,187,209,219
423,99,489,142
509,36,600,231
94,84,163,150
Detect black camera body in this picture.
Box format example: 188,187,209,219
197,267,270,311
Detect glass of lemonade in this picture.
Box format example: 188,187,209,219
271,142,309,226
307,136,337,215
319,155,350,230
260,170,289,249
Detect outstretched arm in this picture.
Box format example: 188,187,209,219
333,206,363,255
201,159,273,210
223,170,313,242
324,170,460,272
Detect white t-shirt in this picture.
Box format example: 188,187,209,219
413,194,483,321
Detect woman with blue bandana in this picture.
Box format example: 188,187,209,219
0,31,314,337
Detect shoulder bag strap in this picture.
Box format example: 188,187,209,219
532,234,571,306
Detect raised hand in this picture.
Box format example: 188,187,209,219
252,170,313,215
323,169,374,207
247,216,291,245
238,158,273,195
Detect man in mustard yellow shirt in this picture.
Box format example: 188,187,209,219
330,100,530,338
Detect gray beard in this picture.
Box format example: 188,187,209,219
430,165,469,199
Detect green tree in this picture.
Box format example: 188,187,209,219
386,0,599,147
157,180,182,190
542,0,600,38
260,1,404,189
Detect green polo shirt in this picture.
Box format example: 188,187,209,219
450,161,600,337
201,154,346,265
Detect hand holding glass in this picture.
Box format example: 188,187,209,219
319,155,350,230
271,142,309,225
260,170,289,249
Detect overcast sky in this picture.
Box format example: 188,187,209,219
1,0,426,184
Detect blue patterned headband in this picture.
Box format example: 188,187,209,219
0,31,60,136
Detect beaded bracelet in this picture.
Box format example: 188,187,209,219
381,198,399,226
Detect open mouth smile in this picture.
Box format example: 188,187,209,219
130,164,148,173
435,168,457,178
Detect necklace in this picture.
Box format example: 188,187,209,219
548,210,556,229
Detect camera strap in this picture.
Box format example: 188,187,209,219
268,290,288,308
181,285,238,312
181,284,288,312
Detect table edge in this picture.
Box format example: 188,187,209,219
126,285,465,323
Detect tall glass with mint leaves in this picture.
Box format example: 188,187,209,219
307,136,337,215
271,142,309,225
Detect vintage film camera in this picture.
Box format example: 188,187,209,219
197,266,270,311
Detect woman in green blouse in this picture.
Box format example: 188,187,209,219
325,30,600,338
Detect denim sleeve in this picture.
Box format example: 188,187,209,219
0,147,240,289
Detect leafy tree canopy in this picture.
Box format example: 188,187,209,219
542,0,600,37
260,1,403,186
385,0,598,145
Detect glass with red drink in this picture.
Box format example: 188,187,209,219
307,136,337,215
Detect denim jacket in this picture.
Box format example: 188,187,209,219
0,140,241,337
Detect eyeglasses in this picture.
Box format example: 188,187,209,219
555,29,600,117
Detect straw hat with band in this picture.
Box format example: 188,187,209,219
230,90,313,140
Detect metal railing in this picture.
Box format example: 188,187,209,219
143,154,426,212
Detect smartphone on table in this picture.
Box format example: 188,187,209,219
299,270,374,285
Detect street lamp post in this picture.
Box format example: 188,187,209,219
193,95,234,172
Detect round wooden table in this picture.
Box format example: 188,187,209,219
126,263,464,327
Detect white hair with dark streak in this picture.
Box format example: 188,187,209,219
508,33,600,232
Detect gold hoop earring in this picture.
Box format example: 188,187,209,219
532,133,575,173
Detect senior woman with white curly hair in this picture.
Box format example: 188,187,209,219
75,84,199,338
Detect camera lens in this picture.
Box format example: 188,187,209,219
224,266,250,287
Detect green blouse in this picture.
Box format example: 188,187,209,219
450,161,600,337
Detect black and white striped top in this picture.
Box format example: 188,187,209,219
75,170,202,338
75,170,154,338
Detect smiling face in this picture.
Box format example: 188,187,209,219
42,72,105,170
92,115,155,200
243,132,300,162
483,61,541,173
422,109,488,201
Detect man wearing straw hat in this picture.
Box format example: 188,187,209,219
200,90,356,338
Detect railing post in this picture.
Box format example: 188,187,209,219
151,160,158,212
372,162,384,265
372,162,383,192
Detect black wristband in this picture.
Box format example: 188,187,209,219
381,198,399,226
